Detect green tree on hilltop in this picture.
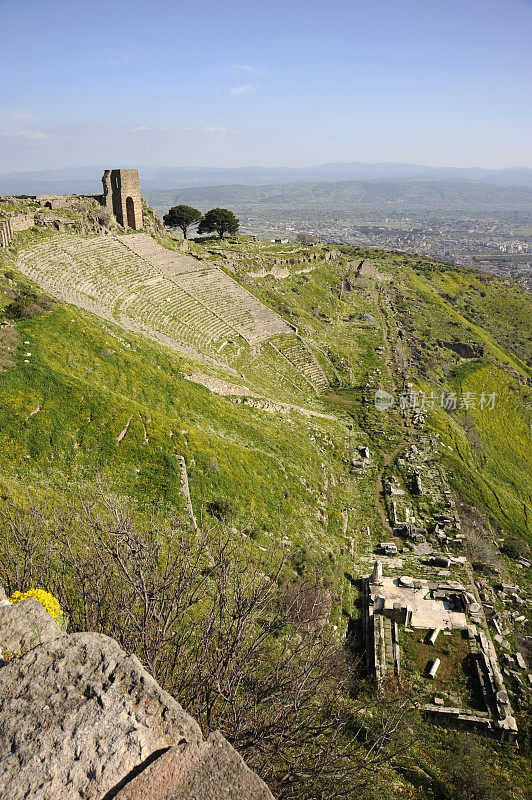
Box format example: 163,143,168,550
296,232,317,245
163,205,203,238
198,207,239,239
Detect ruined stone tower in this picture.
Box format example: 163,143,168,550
102,169,143,230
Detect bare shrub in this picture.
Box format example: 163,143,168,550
465,529,501,573
0,484,414,799
501,536,530,561
5,285,54,319
97,209,111,226
458,501,501,573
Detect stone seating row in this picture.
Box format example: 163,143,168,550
133,305,226,351
269,338,329,390
24,238,248,342
119,234,204,276
122,285,231,339
20,247,145,291
24,235,291,345
256,344,318,395
19,254,233,351
20,244,151,304
123,286,234,341
16,235,304,369
174,270,290,343
17,247,226,358
19,247,322,394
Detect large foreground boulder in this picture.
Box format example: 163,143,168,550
110,731,273,800
0,598,274,800
0,632,202,800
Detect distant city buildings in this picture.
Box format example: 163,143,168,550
239,210,532,291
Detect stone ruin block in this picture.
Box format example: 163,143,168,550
0,218,13,248
102,169,143,230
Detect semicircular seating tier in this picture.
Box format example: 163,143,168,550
16,233,330,392
16,233,291,344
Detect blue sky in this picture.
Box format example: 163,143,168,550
1,0,531,170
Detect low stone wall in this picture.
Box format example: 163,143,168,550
423,704,518,745
10,212,35,232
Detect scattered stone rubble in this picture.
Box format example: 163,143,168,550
363,562,518,744
0,586,274,800
440,341,485,359
0,195,110,240
385,431,463,554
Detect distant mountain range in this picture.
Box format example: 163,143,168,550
143,179,532,218
1,162,532,196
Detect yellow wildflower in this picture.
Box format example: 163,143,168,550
9,588,63,624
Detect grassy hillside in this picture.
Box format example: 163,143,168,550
0,220,531,798
0,240,395,624
1,224,530,612
386,256,532,546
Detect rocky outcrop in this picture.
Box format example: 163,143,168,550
440,341,485,358
0,632,202,800
110,731,273,800
0,596,63,656
0,594,274,800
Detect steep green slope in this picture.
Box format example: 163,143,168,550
1,224,531,799
0,262,390,623
2,229,531,597
386,256,532,546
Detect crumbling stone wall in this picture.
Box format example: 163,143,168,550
0,212,36,247
9,213,35,232
103,169,143,230
1,168,145,239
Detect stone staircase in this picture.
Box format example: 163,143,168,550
269,334,329,391
173,267,290,344
120,233,204,276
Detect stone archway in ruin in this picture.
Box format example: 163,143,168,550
126,196,136,229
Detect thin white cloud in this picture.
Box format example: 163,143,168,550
106,54,134,67
230,64,266,76
131,125,228,134
0,128,49,139
0,109,39,124
229,83,256,96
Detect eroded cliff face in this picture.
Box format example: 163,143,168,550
0,590,274,800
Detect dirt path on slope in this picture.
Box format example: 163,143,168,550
373,284,411,535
